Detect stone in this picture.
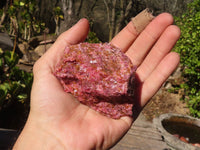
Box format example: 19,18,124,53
0,32,13,50
54,43,136,119
34,43,52,56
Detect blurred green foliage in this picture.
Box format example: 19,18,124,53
86,31,101,43
1,0,45,39
174,0,200,117
0,48,33,128
0,0,101,128
0,48,33,103
53,6,64,20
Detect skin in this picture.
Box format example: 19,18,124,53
13,13,180,150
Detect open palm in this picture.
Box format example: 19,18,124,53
14,13,180,150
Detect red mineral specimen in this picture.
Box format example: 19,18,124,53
54,43,136,119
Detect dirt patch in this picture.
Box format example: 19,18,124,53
142,88,190,121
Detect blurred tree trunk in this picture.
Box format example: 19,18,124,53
103,0,116,41
115,0,133,35
35,0,59,33
31,0,192,41
61,0,74,26
144,0,193,16
0,0,9,27
103,0,134,41
59,0,83,33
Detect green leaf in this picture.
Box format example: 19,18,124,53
19,2,25,6
0,82,11,91
0,82,10,103
17,94,27,100
0,88,7,101
0,48,3,55
4,51,19,69
0,58,3,68
59,15,64,20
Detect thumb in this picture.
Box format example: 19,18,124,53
57,18,90,46
34,18,90,73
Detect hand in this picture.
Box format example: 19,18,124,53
13,13,180,150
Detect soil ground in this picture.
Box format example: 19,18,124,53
142,88,190,121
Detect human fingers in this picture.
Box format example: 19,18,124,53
110,9,154,52
136,25,181,82
110,21,138,52
139,52,180,107
125,13,174,66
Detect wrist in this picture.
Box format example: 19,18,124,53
13,116,66,150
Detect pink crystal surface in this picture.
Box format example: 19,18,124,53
54,43,136,119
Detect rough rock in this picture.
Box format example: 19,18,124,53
0,32,13,50
34,43,52,56
54,43,136,119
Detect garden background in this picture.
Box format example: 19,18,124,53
0,0,199,130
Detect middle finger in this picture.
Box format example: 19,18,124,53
125,13,174,66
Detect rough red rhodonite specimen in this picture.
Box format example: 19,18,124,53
54,43,136,119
